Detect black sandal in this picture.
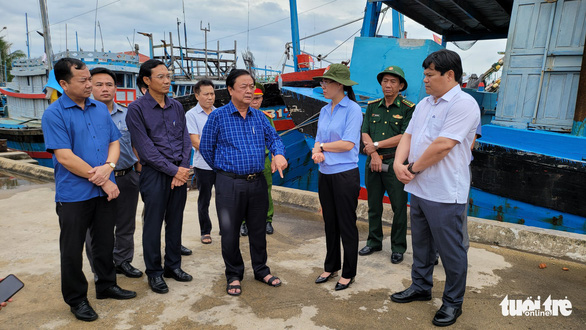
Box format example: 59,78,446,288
257,275,281,287
226,277,242,296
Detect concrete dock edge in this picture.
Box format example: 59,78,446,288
272,185,586,263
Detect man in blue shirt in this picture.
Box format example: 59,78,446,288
84,67,142,279
200,69,288,296
42,58,137,322
126,59,193,294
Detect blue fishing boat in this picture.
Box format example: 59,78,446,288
280,0,586,234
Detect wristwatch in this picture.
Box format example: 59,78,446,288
407,162,421,175
107,162,116,169
320,143,325,152
373,141,379,149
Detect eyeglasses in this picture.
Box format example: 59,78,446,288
319,80,335,87
153,74,172,80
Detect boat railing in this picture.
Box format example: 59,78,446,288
54,51,140,69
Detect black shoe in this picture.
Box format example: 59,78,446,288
358,246,382,256
432,305,462,327
180,245,192,256
434,254,440,265
240,223,248,236
334,277,354,291
390,287,432,303
148,276,169,294
96,285,137,300
163,268,193,282
391,252,404,264
116,261,143,278
315,272,337,284
266,222,274,235
70,300,98,322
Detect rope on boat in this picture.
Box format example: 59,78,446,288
279,110,320,137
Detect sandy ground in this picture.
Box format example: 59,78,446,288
0,185,585,329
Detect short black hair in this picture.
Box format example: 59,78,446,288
138,59,165,87
226,69,254,89
136,76,147,95
422,49,463,82
194,79,214,94
90,67,116,82
55,58,86,83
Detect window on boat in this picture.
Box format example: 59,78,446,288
116,74,124,88
126,74,134,88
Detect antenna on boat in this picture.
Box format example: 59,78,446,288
93,0,99,51
97,21,104,52
200,21,210,77
38,0,54,70
25,13,31,58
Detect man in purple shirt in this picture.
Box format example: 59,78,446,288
126,59,193,294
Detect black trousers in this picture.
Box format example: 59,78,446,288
56,197,116,306
140,165,187,277
86,170,140,271
318,168,361,279
215,172,270,282
195,168,216,236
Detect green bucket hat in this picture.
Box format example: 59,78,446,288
377,65,408,91
313,63,358,86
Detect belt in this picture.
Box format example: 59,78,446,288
114,167,133,177
379,152,396,160
218,170,263,181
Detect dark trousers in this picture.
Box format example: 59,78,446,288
195,167,216,236
318,168,360,279
365,158,408,252
410,194,468,308
86,170,140,271
215,172,270,282
56,197,116,306
140,165,187,277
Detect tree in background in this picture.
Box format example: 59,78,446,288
0,36,26,84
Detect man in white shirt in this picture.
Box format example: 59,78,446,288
185,80,216,244
391,49,480,327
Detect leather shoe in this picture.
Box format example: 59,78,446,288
358,246,382,256
116,261,143,278
432,305,462,327
390,287,432,303
266,222,274,235
96,285,137,300
334,277,354,291
391,252,404,264
315,271,337,284
70,300,98,322
148,276,169,294
180,245,192,256
163,268,193,282
240,223,248,236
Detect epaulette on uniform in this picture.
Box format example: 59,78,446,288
262,110,275,119
116,102,127,108
401,98,415,107
368,98,382,105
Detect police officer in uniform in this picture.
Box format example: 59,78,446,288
359,66,414,264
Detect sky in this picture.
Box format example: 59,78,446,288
1,0,507,77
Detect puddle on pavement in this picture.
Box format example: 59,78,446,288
0,171,39,189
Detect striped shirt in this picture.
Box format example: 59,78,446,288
200,101,285,175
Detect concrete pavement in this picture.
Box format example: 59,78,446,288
0,185,584,329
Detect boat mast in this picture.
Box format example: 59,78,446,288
38,0,54,70
289,0,301,72
362,1,403,39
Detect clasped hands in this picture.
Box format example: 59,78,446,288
311,145,325,164
171,166,190,189
88,164,119,201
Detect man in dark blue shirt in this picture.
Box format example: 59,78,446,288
42,58,136,322
200,69,288,296
126,59,192,294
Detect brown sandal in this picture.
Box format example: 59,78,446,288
201,235,212,244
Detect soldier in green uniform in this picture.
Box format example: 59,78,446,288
359,66,414,264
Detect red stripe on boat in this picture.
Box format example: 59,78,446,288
0,87,46,99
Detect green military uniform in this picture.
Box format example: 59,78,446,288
361,95,414,253
263,112,276,223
